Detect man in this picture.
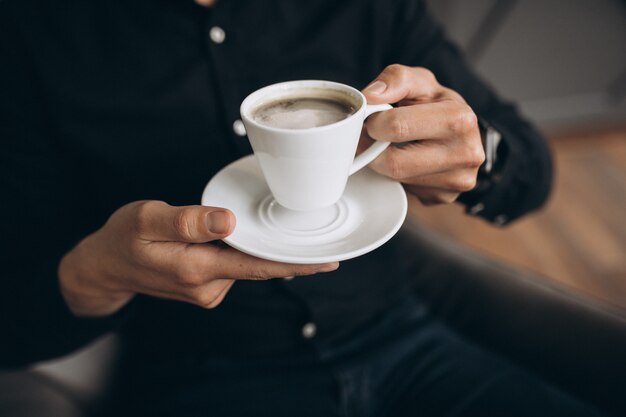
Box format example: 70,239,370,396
0,0,603,416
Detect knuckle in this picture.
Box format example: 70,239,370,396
414,66,437,83
385,153,406,181
457,141,485,169
413,67,439,96
384,64,411,85
414,66,434,78
177,267,204,287
388,113,409,140
194,287,222,309
469,143,486,168
449,105,478,136
172,209,196,241
132,200,159,237
384,63,405,76
452,173,478,192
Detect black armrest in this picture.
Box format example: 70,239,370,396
397,219,626,416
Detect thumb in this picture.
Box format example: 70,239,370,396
132,201,236,243
362,79,391,104
362,64,440,105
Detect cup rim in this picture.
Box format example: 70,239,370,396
240,80,366,134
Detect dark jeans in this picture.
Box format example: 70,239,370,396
126,296,604,417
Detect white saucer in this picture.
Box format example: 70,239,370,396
201,155,407,264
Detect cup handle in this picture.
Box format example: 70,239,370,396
349,103,393,176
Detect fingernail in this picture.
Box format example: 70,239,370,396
318,262,340,273
363,80,387,95
207,211,230,234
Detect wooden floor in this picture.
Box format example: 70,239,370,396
409,126,626,310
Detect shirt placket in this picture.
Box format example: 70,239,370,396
203,3,253,158
202,3,325,351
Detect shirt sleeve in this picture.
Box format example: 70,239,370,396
384,0,553,224
0,2,125,369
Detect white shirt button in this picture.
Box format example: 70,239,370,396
301,322,317,339
232,119,246,136
494,214,508,226
209,26,226,44
469,203,485,215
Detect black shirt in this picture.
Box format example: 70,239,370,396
0,0,552,367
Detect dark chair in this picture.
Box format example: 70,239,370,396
399,220,626,416
2,219,625,416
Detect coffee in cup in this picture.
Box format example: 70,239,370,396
251,96,357,130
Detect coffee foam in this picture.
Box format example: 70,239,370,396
249,87,361,130
253,98,355,129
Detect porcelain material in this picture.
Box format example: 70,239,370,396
201,155,408,264
240,80,392,211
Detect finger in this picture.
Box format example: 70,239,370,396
121,255,237,308
398,87,465,106
127,284,200,305
127,280,233,309
399,168,479,194
367,138,483,181
406,185,462,206
194,245,340,281
362,65,446,105
189,279,236,309
132,200,236,243
143,241,339,290
364,99,478,143
208,280,236,307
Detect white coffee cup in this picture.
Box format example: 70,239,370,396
240,80,392,211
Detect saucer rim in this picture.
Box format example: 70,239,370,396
202,155,408,264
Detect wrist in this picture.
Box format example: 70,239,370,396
58,242,134,318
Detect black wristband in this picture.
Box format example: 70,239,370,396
457,118,509,224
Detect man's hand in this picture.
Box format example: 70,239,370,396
58,201,338,317
361,64,485,205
